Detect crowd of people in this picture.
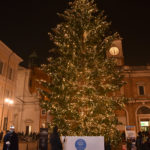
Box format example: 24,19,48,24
124,131,150,150
1,125,62,150
135,131,150,150
0,126,40,150
0,131,39,143
2,125,150,150
17,131,39,142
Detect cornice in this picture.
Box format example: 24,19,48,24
0,40,23,64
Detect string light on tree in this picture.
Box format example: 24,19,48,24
38,0,127,145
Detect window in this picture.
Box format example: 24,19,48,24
29,79,32,87
5,90,10,98
41,109,46,115
5,90,12,98
3,117,8,131
138,86,145,96
7,67,12,80
0,60,3,74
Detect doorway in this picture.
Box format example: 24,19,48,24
137,106,150,132
26,125,32,135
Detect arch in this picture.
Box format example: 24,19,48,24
135,105,150,132
124,108,129,125
137,106,150,114
116,108,129,131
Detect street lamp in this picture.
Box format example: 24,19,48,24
5,98,14,105
4,98,14,130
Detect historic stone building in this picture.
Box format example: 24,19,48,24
14,66,40,134
108,40,150,133
120,66,150,132
0,41,40,134
28,39,150,134
28,65,52,129
1,39,150,135
0,41,22,131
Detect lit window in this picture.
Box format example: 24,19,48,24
138,86,144,95
140,121,149,127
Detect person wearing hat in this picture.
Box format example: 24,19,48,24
3,125,18,150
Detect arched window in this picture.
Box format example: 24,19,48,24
137,106,150,114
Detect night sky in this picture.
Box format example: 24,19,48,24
0,0,150,67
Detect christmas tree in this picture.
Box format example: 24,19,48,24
38,0,127,144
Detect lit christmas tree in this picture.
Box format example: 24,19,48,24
38,0,127,144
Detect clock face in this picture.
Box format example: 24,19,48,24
109,47,119,56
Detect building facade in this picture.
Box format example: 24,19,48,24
14,66,40,134
1,39,150,134
28,66,51,129
0,41,40,134
119,66,150,133
28,39,150,134
0,41,22,131
108,40,150,133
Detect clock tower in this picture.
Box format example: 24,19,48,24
107,39,124,66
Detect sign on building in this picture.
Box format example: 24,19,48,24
125,126,136,140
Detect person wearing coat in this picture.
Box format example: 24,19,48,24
105,140,111,150
3,126,19,150
143,137,150,150
136,132,143,150
50,126,63,150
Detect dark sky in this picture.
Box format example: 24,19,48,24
0,0,150,67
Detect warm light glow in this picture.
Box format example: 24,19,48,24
109,47,119,56
9,100,14,104
5,98,14,104
5,98,9,103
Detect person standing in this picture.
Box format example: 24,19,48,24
50,126,63,150
136,132,143,150
144,137,150,150
105,140,111,150
3,125,19,150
